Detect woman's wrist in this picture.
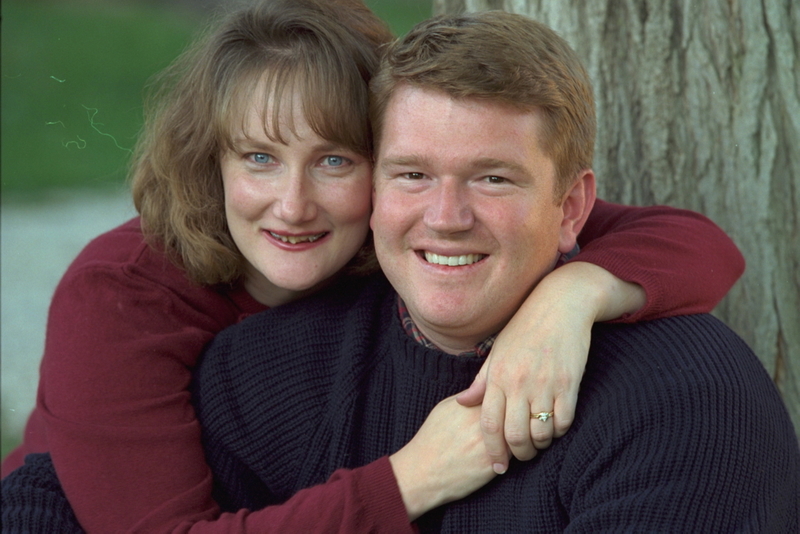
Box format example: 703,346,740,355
388,447,438,521
546,261,646,322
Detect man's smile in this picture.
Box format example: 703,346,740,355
422,251,486,266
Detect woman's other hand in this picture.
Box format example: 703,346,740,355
388,396,503,521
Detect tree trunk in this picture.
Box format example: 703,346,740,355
433,0,800,436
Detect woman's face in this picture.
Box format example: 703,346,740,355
221,91,373,307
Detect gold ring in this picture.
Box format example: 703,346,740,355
531,412,554,422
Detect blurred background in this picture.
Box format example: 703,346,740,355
1,0,432,460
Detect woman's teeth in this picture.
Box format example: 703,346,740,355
424,252,485,266
270,232,326,244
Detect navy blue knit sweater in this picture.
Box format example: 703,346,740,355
192,274,799,532
3,274,799,532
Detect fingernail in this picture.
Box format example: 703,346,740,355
493,463,507,475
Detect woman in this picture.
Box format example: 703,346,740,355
1,0,744,532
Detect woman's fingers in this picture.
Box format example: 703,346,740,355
480,385,513,473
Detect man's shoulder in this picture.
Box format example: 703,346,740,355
260,272,393,326
545,314,800,531
580,313,794,446
194,273,395,386
590,313,756,376
220,273,392,346
580,313,791,435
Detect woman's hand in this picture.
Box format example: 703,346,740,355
457,261,646,474
388,396,503,521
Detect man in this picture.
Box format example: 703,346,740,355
192,10,798,532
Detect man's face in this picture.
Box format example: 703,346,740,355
371,85,578,353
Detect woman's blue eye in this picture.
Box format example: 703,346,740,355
324,156,346,167
251,153,271,164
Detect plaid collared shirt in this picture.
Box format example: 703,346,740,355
397,296,495,358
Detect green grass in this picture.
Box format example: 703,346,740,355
0,0,431,199
1,1,204,197
365,0,432,35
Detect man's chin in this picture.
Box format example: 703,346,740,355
411,306,490,340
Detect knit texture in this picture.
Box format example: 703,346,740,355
194,273,799,532
1,453,82,533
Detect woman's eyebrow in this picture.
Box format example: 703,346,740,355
229,136,350,154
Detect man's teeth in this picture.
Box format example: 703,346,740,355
424,252,485,266
270,232,326,244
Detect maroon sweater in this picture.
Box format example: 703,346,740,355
1,200,744,533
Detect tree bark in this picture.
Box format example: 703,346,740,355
433,0,800,435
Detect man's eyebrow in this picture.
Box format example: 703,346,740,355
379,155,431,171
470,157,528,176
379,155,530,176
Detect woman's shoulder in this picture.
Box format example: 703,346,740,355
69,217,166,272
56,217,237,315
203,273,393,372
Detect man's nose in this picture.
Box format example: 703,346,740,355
422,179,474,234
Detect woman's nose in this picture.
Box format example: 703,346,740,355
272,171,318,224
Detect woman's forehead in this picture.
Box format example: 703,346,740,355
221,65,369,153
226,75,313,142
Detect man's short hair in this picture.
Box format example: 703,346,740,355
370,11,596,200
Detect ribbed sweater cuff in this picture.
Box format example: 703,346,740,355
356,456,417,533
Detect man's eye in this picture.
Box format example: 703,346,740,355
486,175,506,184
404,172,425,180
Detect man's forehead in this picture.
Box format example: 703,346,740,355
380,85,544,137
376,86,550,176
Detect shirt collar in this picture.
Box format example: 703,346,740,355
397,296,495,359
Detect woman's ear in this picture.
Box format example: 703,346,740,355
558,169,596,254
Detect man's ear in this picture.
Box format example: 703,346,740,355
558,169,596,254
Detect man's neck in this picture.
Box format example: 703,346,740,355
397,296,496,358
